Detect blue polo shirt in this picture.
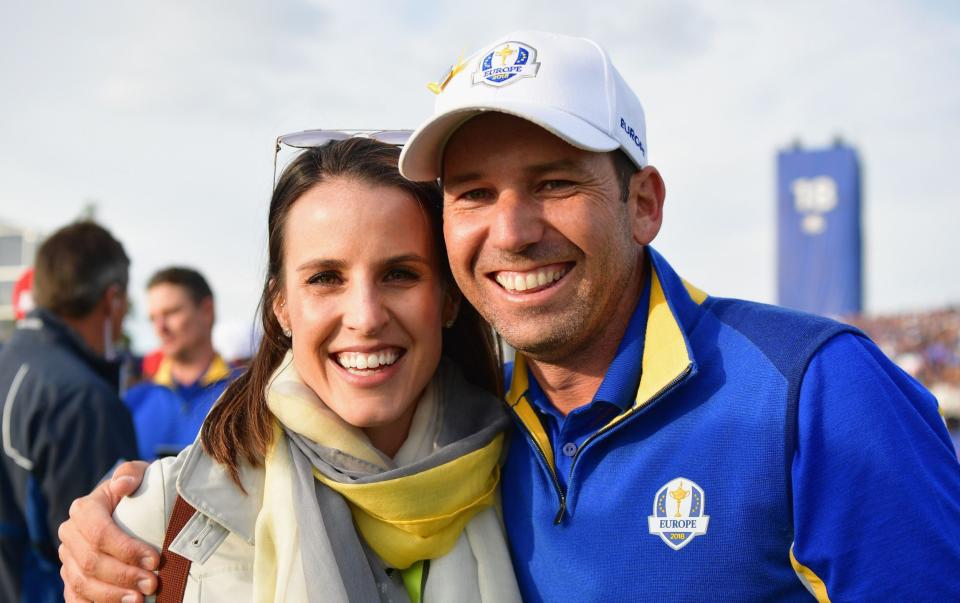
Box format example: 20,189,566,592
502,246,960,602
526,270,650,490
124,355,238,460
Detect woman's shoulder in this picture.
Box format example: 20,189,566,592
114,451,187,548
113,446,260,601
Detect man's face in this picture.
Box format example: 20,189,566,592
441,113,649,363
147,283,213,362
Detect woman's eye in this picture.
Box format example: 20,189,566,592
385,268,419,282
307,271,341,286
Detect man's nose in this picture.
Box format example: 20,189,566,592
488,190,544,253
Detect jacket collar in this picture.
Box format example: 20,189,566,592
505,246,708,468
176,438,264,544
18,308,122,389
153,353,232,388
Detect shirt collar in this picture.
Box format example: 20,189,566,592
593,267,651,411
154,353,231,388
21,308,122,389
526,265,651,416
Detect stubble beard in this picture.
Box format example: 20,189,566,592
485,276,613,365
484,243,638,366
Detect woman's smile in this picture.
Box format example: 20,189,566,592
275,175,454,450
333,347,404,373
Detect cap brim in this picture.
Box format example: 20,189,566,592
399,100,620,182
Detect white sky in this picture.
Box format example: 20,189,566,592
1,0,958,354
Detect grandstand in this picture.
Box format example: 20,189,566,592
849,307,960,419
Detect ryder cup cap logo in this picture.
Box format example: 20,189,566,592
648,477,710,550
472,41,540,87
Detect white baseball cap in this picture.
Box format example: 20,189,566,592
399,30,648,182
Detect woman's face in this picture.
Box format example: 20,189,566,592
274,176,453,452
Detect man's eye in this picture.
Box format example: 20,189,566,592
307,271,341,286
541,180,574,192
460,189,492,202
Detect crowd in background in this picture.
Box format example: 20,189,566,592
0,221,245,601
848,307,960,421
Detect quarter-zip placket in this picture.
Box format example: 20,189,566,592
509,393,568,524
561,364,694,522
514,363,695,524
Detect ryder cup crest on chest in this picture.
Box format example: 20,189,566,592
648,477,710,550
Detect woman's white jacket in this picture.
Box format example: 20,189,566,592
114,435,518,602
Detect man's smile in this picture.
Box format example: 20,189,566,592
490,263,572,294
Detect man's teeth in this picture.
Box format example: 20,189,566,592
495,268,566,292
336,350,400,371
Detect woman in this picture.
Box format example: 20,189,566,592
112,138,521,602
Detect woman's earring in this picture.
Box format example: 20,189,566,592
444,318,455,329
278,300,291,338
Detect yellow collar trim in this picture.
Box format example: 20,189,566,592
505,354,554,471
634,267,695,407
153,353,231,388
505,267,708,464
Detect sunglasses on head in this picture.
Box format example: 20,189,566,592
272,129,412,186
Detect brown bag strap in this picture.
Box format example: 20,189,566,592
156,495,197,603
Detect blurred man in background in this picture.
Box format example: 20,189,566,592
124,267,237,460
0,221,137,603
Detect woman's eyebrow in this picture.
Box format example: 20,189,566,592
296,255,430,272
295,258,346,272
383,253,430,266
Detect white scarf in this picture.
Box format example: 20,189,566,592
253,353,521,602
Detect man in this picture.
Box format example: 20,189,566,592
58,31,960,602
124,267,237,460
0,221,138,603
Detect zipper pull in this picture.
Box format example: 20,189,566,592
553,497,567,525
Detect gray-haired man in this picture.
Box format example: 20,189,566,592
0,221,138,603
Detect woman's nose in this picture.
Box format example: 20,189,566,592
342,284,389,335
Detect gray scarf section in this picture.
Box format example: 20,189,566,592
282,360,509,603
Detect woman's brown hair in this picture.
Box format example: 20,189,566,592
201,137,502,486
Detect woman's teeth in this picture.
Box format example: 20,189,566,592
336,350,400,372
495,267,567,292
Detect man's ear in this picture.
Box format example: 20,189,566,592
200,296,215,327
627,166,666,246
100,283,124,319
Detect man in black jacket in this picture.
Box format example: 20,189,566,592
0,221,138,603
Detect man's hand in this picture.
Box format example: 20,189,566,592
59,461,159,603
